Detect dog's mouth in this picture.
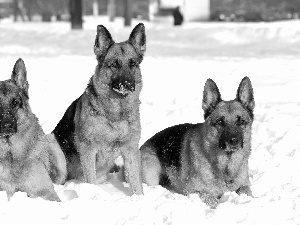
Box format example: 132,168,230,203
111,77,135,98
224,147,239,152
0,131,15,139
0,123,17,138
219,139,243,153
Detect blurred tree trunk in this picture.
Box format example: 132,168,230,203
70,0,83,29
53,0,66,21
13,0,25,21
25,0,34,21
13,0,19,21
93,0,99,16
124,0,132,26
108,0,115,22
39,0,53,22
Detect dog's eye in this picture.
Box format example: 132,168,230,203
110,61,120,69
236,116,247,126
129,60,137,69
11,99,20,109
215,118,225,126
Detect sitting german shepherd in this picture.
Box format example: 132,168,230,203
141,77,255,208
0,59,66,201
53,23,146,195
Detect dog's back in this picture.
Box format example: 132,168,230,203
141,123,197,186
53,97,87,180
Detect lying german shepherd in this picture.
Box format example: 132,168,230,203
141,77,255,208
0,59,66,201
53,23,146,195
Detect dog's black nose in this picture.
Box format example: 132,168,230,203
3,122,14,130
0,117,17,137
228,137,239,146
111,76,135,97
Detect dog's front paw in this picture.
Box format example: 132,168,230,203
236,186,253,197
196,191,219,209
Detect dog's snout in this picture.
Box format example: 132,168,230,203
111,75,135,97
123,80,135,91
0,113,17,137
219,127,243,151
228,137,239,146
3,122,14,130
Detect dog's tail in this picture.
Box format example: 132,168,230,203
45,133,67,185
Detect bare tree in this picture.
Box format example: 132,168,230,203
24,0,35,21
13,0,25,21
39,0,53,22
124,0,132,26
108,0,116,22
93,0,99,16
70,0,83,29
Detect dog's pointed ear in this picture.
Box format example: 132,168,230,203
128,23,146,56
202,79,221,119
11,58,29,97
94,25,115,56
236,76,255,114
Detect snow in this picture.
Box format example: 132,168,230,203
1,16,300,224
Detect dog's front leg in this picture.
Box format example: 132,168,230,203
235,162,253,197
122,144,143,195
185,178,222,208
18,159,61,202
196,191,220,209
78,142,97,184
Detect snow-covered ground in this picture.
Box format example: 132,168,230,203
1,16,300,224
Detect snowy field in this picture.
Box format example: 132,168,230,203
0,16,300,224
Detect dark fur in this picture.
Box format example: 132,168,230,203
141,77,255,208
0,59,66,201
53,23,146,195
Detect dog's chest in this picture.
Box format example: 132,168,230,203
110,120,131,141
0,138,27,160
216,152,245,190
87,116,132,143
106,99,135,121
0,150,26,180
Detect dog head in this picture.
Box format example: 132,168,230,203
202,77,255,153
0,59,29,138
92,23,146,98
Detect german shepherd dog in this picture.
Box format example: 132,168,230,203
141,77,255,208
0,59,66,201
53,23,146,195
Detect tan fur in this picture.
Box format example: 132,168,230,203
53,24,146,195
0,59,66,201
46,133,67,184
141,144,162,186
141,77,255,208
